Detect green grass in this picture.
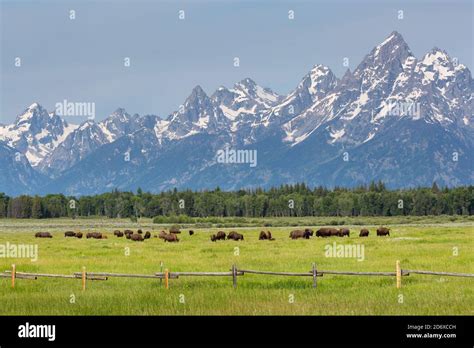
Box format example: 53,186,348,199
0,218,472,315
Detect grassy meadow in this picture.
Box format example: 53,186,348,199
0,216,472,315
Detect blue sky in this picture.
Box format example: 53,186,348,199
1,0,472,123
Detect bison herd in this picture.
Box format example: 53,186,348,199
34,226,391,241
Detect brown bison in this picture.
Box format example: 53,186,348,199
162,233,179,242
131,234,144,241
35,232,53,238
158,231,168,240
169,226,181,234
86,232,103,239
338,228,350,237
259,231,275,241
316,228,339,237
114,230,124,237
144,231,151,239
359,229,369,237
124,229,133,235
189,230,194,236
76,232,83,239
289,230,311,239
377,227,390,236
64,231,76,237
211,231,226,242
305,228,314,237
137,229,143,234
227,231,244,241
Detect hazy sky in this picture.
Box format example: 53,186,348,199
1,0,472,124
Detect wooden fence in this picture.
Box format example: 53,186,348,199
2,261,473,290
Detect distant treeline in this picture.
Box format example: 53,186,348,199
0,182,473,219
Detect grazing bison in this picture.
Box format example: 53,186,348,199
211,231,226,242
169,226,181,234
64,231,76,237
158,231,168,240
35,232,53,238
316,228,339,237
189,230,194,236
137,229,143,234
124,229,133,235
359,229,369,237
338,228,350,237
227,231,244,241
125,233,132,239
114,230,124,237
305,228,314,237
131,234,144,241
144,231,151,239
86,232,103,239
76,232,83,239
259,231,275,241
289,230,311,239
377,227,390,236
162,233,179,242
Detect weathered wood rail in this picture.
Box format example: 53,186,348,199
2,261,473,290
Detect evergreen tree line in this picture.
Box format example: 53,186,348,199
0,182,472,219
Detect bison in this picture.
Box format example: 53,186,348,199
162,233,179,242
338,228,350,237
359,229,369,237
76,232,83,239
259,231,275,241
377,227,390,236
144,231,151,239
211,231,226,242
189,230,194,236
169,226,181,234
64,231,76,237
289,230,311,239
86,232,103,239
158,231,168,240
114,230,124,237
316,228,339,237
305,228,314,237
227,231,244,241
35,232,53,238
131,234,144,241
137,229,143,234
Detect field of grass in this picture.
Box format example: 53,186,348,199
0,217,472,315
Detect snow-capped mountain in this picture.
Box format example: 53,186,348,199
0,103,78,167
1,31,472,195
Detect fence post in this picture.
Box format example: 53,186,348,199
164,269,169,289
396,260,401,289
11,264,16,289
160,261,163,286
82,266,86,291
312,263,317,288
232,264,237,289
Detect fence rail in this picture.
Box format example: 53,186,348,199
2,261,473,291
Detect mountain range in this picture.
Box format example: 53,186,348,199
1,31,473,196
